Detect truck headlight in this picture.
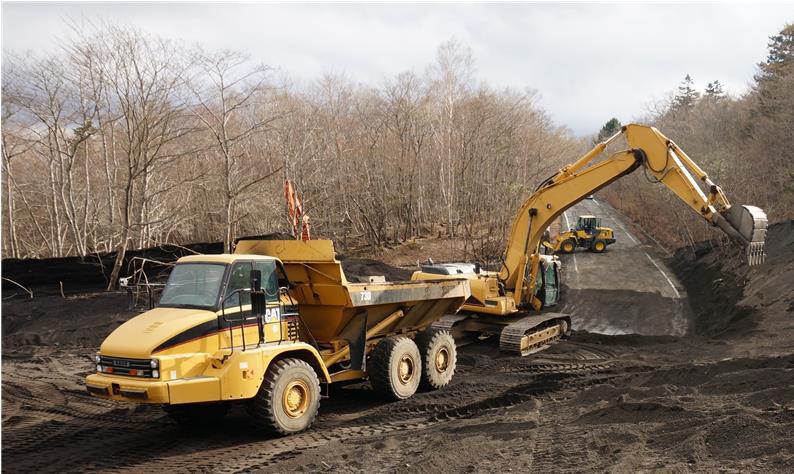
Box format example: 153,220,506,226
150,359,159,368
95,354,101,364
96,364,102,372
152,369,160,379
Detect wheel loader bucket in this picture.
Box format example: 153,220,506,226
717,205,767,266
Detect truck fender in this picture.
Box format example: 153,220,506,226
266,343,331,384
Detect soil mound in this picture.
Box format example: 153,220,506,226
670,220,794,342
340,258,413,282
2,242,223,297
2,292,133,349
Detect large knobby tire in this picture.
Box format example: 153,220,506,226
165,402,230,427
369,336,421,401
560,239,576,254
591,239,607,253
415,329,457,390
247,358,321,436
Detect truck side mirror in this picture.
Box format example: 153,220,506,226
250,269,262,292
250,269,266,315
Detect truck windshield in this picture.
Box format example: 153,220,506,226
159,263,226,309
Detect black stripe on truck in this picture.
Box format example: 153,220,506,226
151,317,261,353
152,319,220,353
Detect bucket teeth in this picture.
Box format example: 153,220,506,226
747,241,765,266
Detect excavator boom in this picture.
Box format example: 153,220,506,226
501,124,767,309
414,123,767,357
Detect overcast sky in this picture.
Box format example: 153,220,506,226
3,2,793,135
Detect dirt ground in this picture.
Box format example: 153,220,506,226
2,205,793,473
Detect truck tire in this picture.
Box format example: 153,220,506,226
415,329,457,390
247,358,320,436
165,402,229,427
369,336,421,401
591,239,607,253
560,239,576,254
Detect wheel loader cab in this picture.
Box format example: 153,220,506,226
576,215,599,233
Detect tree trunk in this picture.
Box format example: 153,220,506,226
107,235,129,291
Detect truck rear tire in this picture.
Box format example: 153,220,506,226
560,239,576,254
247,358,320,436
165,402,229,427
369,336,421,401
416,329,457,390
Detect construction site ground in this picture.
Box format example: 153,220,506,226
2,200,793,473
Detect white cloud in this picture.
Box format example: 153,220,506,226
3,2,793,135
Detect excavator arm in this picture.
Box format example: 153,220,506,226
501,124,767,310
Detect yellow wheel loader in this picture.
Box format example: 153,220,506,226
548,215,616,254
412,124,767,356
86,240,470,435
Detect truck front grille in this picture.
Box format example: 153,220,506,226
98,356,156,378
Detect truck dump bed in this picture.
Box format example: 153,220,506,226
234,239,470,345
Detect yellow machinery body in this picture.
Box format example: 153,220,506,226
411,124,767,354
549,215,616,254
86,240,470,406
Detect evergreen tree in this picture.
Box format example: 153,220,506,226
672,74,700,111
755,23,794,113
755,23,794,84
594,117,622,145
704,80,725,99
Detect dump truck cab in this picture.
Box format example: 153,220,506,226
86,254,328,404
87,240,470,435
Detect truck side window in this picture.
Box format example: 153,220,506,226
254,260,279,303
224,262,252,308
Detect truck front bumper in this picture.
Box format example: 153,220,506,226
85,373,221,405
86,373,170,403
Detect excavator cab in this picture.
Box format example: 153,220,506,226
535,256,560,306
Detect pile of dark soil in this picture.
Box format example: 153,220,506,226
670,220,794,345
1,234,416,297
2,242,224,297
2,292,133,348
340,258,413,283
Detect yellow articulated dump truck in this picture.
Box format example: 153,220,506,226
85,239,470,435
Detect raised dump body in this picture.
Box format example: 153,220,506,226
87,239,470,436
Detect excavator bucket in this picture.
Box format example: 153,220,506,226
718,205,768,265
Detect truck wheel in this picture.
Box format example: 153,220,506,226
369,336,421,401
591,239,607,253
247,358,320,436
416,329,457,390
560,239,576,254
165,402,229,426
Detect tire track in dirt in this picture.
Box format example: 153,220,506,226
2,342,624,473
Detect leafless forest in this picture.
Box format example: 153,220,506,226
2,22,792,278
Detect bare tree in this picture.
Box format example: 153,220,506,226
187,48,283,251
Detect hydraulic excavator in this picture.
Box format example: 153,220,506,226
412,124,768,356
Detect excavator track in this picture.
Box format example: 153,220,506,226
431,314,470,331
499,313,571,356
